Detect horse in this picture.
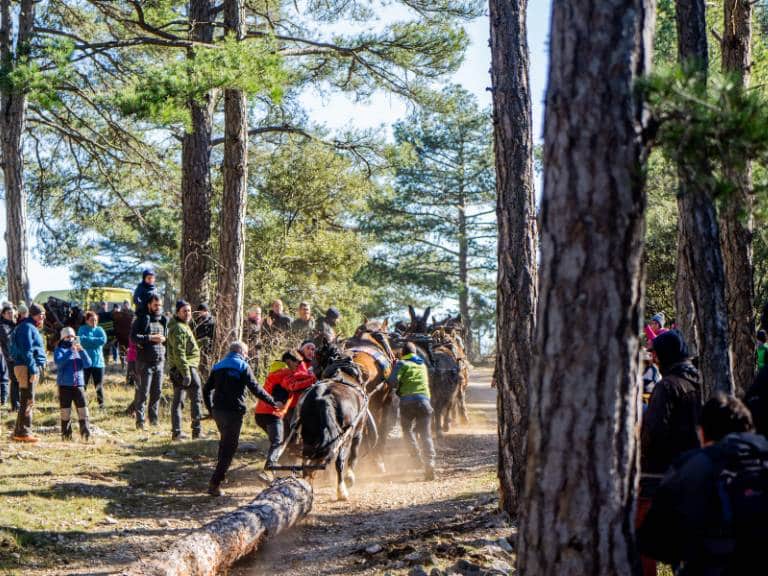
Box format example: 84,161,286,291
432,316,471,425
429,331,465,436
43,297,84,351
405,305,431,335
342,319,396,471
299,352,372,500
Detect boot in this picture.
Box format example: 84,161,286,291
208,482,224,497
79,419,91,441
61,420,72,441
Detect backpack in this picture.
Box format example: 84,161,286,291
711,434,768,566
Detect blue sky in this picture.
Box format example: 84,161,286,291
1,2,553,298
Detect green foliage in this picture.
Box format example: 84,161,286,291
243,138,375,335
114,37,285,126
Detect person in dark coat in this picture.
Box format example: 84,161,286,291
316,307,341,344
133,268,159,315
193,303,215,381
745,365,768,438
641,329,703,475
0,305,18,409
130,294,168,430
10,304,47,442
264,299,292,336
203,341,281,496
639,393,767,575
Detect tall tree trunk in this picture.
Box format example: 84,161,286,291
180,0,216,307
517,1,652,574
0,0,34,304
674,237,698,356
720,0,754,394
458,194,473,359
215,0,247,354
489,0,538,518
675,0,733,396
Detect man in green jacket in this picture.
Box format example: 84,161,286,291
389,342,435,480
167,300,202,440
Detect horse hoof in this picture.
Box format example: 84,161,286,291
377,462,386,474
345,470,356,487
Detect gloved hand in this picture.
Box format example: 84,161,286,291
182,375,192,388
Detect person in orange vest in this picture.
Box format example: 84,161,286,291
255,349,316,468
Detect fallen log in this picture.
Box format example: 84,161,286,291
120,477,313,576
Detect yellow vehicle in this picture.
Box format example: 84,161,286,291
33,287,133,309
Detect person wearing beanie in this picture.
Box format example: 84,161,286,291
54,327,92,440
130,294,168,430
77,311,108,407
16,303,29,322
0,305,18,409
317,307,341,343
9,303,47,442
644,311,668,345
133,268,159,315
167,300,202,440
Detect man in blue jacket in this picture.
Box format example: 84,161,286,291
203,341,281,496
10,303,47,442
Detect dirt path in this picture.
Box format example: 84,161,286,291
231,367,510,576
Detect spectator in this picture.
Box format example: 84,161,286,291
756,329,768,372
389,341,435,480
167,300,202,440
255,349,317,468
193,303,215,381
265,299,292,333
291,302,315,336
9,303,47,442
16,303,28,322
745,365,768,437
639,394,767,575
0,341,9,413
644,312,668,345
203,341,280,496
78,311,108,407
130,294,167,430
244,306,263,375
641,350,661,409
133,268,158,314
54,327,92,440
0,305,18,410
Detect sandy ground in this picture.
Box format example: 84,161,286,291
231,366,509,576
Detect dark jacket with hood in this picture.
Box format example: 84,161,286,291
133,280,158,314
131,311,168,365
203,352,277,415
639,432,768,575
642,330,703,475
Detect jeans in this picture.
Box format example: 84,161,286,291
13,366,39,437
211,410,244,486
255,413,284,466
399,395,435,468
170,367,202,436
59,386,90,438
84,367,105,406
135,360,164,425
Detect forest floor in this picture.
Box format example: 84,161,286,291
0,366,515,576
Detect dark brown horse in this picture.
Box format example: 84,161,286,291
299,354,371,500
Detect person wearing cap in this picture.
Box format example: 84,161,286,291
317,307,341,343
133,268,159,315
77,311,108,407
254,349,317,469
193,303,215,381
644,312,668,345
167,300,202,440
291,302,315,337
0,305,18,409
9,303,47,442
203,341,281,496
54,327,92,440
131,294,168,430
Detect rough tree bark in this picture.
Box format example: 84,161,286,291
215,0,248,354
457,191,473,360
720,0,754,394
0,0,34,304
489,0,538,518
674,239,698,356
516,1,652,574
675,0,733,396
121,478,312,576
180,0,216,307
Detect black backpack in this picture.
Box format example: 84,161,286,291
711,434,768,571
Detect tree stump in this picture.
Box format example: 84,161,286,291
120,477,313,576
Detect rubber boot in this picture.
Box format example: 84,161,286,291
61,420,72,441
79,419,91,441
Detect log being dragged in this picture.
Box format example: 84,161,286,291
120,477,313,576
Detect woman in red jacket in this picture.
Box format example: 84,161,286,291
255,349,316,468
